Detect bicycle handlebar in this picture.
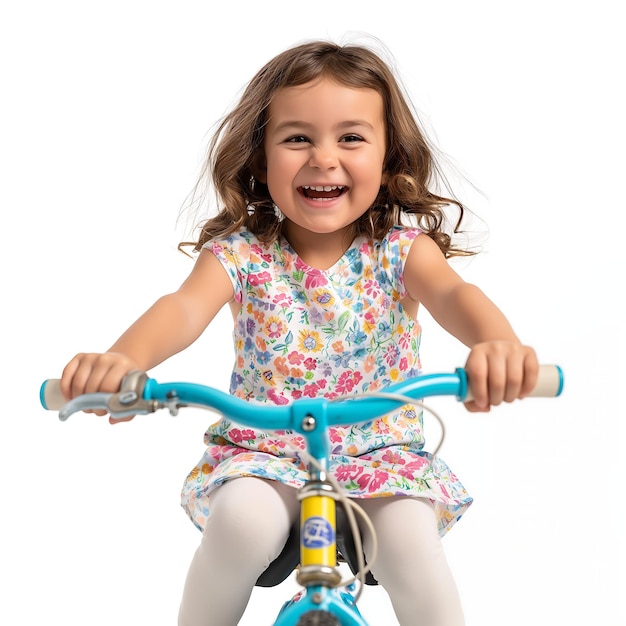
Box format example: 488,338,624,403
40,365,564,427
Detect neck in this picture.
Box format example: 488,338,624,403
282,222,355,270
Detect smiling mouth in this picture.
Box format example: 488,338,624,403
299,185,347,200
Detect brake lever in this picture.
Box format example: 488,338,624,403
58,393,112,421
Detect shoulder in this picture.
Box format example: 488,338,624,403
201,229,265,300
204,229,276,267
204,229,260,253
375,225,422,263
404,230,448,265
365,226,422,294
403,232,463,302
381,226,422,249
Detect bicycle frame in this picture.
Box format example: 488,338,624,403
40,365,563,625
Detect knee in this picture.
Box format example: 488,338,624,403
361,497,447,582
204,501,262,547
202,479,295,556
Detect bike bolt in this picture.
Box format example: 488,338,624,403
302,416,316,431
311,592,323,604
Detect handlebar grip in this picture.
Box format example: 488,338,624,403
531,364,564,397
464,364,563,401
40,379,65,410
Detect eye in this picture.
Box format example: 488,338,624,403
285,135,310,143
340,134,364,144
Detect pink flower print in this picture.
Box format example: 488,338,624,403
329,428,343,443
303,357,317,371
285,435,305,450
359,241,373,256
267,388,289,405
398,332,411,350
248,271,272,286
335,464,363,482
384,344,400,367
273,292,291,306
399,357,408,371
229,428,256,444
257,440,275,454
363,279,380,298
381,449,406,465
363,311,377,333
271,437,287,449
303,382,321,398
305,270,328,289
210,443,228,459
287,351,304,365
336,370,363,394
250,243,272,263
369,469,390,491
356,472,371,490
398,457,430,479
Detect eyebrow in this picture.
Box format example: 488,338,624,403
271,119,376,133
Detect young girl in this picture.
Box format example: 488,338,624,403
60,40,539,625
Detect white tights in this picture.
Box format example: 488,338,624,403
178,477,464,626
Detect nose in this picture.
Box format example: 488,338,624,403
308,144,338,170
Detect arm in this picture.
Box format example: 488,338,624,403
403,233,538,412
60,249,234,418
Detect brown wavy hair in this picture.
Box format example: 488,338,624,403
180,40,475,258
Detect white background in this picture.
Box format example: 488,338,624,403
1,1,624,624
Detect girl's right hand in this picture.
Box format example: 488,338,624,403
60,352,141,423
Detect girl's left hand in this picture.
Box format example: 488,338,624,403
463,341,539,412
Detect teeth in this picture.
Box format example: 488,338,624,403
302,185,344,191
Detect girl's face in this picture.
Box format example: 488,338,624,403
261,77,387,256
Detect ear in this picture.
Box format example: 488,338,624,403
251,151,267,184
381,170,390,185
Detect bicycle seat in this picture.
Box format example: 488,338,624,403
255,504,379,587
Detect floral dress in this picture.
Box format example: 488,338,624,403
180,226,472,536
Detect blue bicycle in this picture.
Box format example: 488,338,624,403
41,365,563,625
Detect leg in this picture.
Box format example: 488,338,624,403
178,477,299,626
358,497,465,626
